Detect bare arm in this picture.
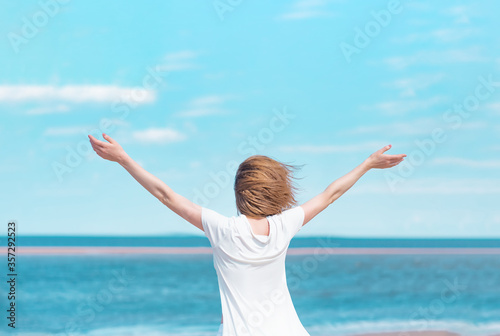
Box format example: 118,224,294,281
301,144,406,225
89,133,202,231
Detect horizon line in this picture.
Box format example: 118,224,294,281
5,246,500,255
5,234,500,240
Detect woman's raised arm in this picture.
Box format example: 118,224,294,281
301,144,406,226
88,133,203,231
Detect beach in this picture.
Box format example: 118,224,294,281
3,242,498,336
354,333,500,336
354,332,460,336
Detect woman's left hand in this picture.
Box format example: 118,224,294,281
88,133,128,163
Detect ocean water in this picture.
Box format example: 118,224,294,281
4,252,500,336
14,236,500,248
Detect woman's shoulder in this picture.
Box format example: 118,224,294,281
269,206,304,220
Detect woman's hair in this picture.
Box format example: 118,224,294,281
234,155,301,218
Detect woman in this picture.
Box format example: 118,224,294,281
89,133,406,335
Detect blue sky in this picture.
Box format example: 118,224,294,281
1,0,499,237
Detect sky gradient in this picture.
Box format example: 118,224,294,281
1,0,499,237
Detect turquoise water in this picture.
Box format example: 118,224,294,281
12,235,500,248
3,251,500,335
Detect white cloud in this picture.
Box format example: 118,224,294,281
276,0,336,20
164,50,197,61
354,178,500,195
489,145,500,151
189,161,201,169
405,2,432,11
155,50,199,72
444,5,471,24
34,187,92,197
362,96,447,115
132,127,186,144
392,28,479,44
431,28,478,41
386,73,445,97
177,94,232,117
341,118,487,138
44,126,91,136
341,118,438,136
27,104,70,115
279,142,384,153
458,121,488,130
44,119,130,137
431,157,500,169
106,118,131,127
405,18,431,27
190,95,226,106
204,72,226,81
0,85,156,104
484,102,500,114
383,47,487,70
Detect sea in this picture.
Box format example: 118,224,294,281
1,236,500,336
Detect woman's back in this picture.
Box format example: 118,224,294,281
202,206,310,336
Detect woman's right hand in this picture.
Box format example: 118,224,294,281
364,144,406,169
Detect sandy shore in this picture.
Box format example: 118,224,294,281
4,246,500,255
353,332,461,336
353,332,499,336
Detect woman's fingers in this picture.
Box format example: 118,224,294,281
384,154,406,163
88,134,98,144
89,135,108,158
377,144,392,154
385,153,406,159
90,143,102,155
88,134,110,149
102,133,116,144
89,134,104,146
390,156,405,162
88,133,124,162
367,145,406,169
387,157,404,166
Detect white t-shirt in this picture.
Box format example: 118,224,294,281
202,205,310,336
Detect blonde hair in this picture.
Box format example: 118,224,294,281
234,155,300,218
